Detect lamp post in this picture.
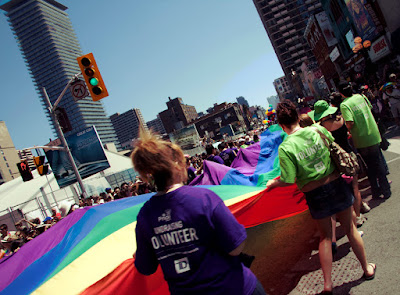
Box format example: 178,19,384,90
290,69,303,102
352,36,374,79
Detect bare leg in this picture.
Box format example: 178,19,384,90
315,216,333,292
336,207,375,276
352,176,361,218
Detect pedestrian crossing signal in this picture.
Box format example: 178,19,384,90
33,156,49,176
17,160,33,182
77,53,109,101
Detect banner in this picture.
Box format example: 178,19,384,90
345,0,378,41
45,126,110,188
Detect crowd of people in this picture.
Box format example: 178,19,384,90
2,70,398,292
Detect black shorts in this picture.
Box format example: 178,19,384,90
304,177,354,219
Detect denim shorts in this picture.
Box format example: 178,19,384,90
304,177,354,219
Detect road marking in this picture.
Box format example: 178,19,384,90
387,156,400,164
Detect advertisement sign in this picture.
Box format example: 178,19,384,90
368,35,391,62
169,125,201,151
315,12,337,47
345,0,378,41
45,126,110,188
330,47,340,62
345,30,356,49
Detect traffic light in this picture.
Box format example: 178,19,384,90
33,156,49,176
54,107,72,133
77,53,109,101
17,160,33,182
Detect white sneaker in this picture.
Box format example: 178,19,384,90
361,202,371,213
356,214,365,227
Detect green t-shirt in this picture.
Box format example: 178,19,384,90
278,124,336,189
340,94,381,148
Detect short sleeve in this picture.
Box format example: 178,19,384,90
134,212,159,275
340,104,353,122
211,200,247,253
278,147,296,184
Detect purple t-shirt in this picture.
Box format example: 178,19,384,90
207,155,225,165
135,186,257,295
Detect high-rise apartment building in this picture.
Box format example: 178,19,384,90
0,0,120,148
0,121,22,183
158,97,198,134
147,116,166,135
253,0,323,91
110,109,148,149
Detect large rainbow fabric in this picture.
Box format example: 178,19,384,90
0,126,307,295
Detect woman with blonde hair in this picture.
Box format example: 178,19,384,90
131,131,266,295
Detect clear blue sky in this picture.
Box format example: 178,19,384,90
0,0,283,150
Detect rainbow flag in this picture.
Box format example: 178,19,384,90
0,126,307,295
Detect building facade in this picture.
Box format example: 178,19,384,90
273,76,292,100
253,0,324,96
192,103,247,139
146,116,166,135
236,96,250,107
0,121,22,184
110,109,148,149
0,0,120,148
158,97,198,134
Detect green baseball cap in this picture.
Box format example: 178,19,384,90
308,100,337,122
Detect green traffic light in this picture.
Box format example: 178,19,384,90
89,77,99,86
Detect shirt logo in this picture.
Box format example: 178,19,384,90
314,161,326,172
158,209,171,222
174,257,190,274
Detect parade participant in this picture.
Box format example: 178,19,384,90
382,82,400,129
310,99,366,226
205,144,224,164
131,131,266,295
339,81,391,199
218,142,237,166
266,100,376,294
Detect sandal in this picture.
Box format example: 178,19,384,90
363,263,376,280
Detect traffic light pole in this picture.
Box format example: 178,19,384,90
42,87,88,199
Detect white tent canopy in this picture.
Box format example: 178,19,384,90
0,150,134,218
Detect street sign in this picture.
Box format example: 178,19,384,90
70,79,89,101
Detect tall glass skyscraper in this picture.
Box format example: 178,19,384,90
0,0,120,148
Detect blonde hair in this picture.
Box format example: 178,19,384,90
299,113,314,127
130,129,187,191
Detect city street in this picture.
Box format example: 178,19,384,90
285,129,400,295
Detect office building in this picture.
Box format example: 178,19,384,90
253,0,323,95
158,97,198,134
236,96,249,107
0,121,22,183
146,116,166,135
0,0,120,148
110,109,148,149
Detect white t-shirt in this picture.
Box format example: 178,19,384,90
383,88,400,105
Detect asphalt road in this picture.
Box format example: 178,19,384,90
276,128,400,295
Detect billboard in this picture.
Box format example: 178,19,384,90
315,12,337,47
45,126,110,188
345,0,378,41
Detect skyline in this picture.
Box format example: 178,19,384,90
0,0,284,150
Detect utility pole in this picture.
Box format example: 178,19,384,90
42,86,88,198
